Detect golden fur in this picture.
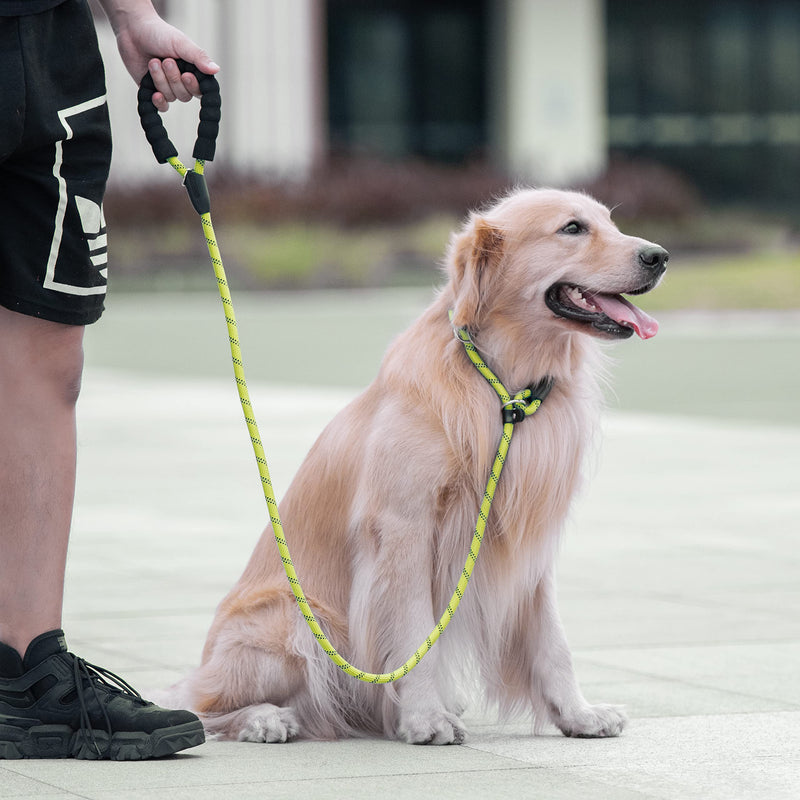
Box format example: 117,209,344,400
166,188,667,744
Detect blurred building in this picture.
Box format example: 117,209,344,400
95,0,800,204
607,0,800,204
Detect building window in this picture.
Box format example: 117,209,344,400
607,0,800,203
327,0,488,162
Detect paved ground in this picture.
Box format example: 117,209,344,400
2,293,798,799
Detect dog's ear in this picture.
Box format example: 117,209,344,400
449,216,504,330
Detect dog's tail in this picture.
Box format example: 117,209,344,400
146,676,196,712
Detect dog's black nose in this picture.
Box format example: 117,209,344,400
638,245,669,272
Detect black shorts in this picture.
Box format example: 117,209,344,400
0,0,111,325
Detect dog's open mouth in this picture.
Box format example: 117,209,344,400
545,283,660,340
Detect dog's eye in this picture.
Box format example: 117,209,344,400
561,221,585,235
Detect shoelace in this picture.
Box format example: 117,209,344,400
71,655,145,757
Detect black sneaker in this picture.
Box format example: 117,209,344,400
0,630,205,760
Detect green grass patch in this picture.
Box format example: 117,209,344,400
108,215,799,309
226,217,456,288
638,251,800,310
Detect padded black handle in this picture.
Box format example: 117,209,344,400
137,59,221,163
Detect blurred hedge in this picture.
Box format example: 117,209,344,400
103,156,798,292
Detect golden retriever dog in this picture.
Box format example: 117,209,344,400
168,188,667,744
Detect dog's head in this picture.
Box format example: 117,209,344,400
448,188,668,341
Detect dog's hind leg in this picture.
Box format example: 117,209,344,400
188,636,304,742
183,596,308,742
202,702,300,743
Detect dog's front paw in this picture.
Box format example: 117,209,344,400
554,703,627,739
398,710,467,745
236,703,300,743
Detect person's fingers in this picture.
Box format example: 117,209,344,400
181,72,201,98
150,91,168,113
147,55,217,110
147,59,173,102
184,48,219,76
159,58,194,102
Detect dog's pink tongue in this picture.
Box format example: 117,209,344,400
586,292,659,339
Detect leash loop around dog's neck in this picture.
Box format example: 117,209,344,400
450,315,553,425
145,83,550,682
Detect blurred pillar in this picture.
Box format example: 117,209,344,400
213,0,324,179
96,0,323,183
492,0,607,186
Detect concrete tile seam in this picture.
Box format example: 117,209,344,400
64,608,216,621
47,763,543,793
572,636,800,653
0,768,93,800
629,708,800,725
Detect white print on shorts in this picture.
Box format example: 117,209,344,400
75,195,108,274
43,95,108,297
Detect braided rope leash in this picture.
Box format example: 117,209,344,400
137,66,550,683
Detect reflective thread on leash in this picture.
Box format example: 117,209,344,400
140,66,550,682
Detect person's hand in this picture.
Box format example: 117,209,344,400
99,1,219,111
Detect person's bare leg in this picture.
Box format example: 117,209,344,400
0,305,84,657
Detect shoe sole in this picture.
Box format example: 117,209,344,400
0,720,205,760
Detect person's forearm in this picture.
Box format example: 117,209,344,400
95,0,159,34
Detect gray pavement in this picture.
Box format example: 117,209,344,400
2,294,798,799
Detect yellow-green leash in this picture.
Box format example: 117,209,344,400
137,65,551,683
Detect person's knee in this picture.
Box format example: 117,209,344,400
38,324,85,407
0,308,86,406
53,329,85,406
